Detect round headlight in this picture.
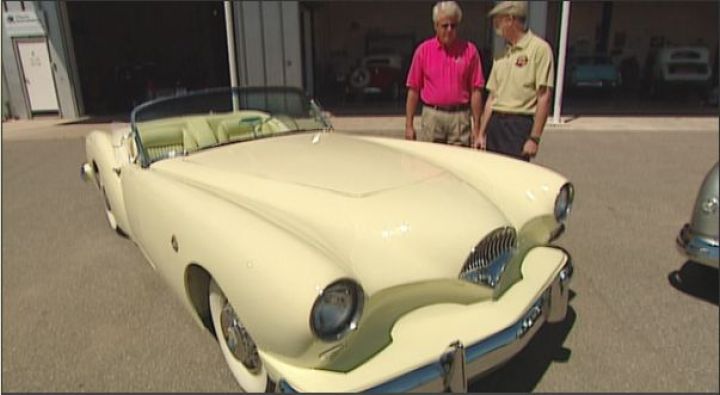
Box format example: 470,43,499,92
310,279,364,342
554,183,575,222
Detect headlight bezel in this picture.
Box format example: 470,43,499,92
554,182,575,223
310,279,365,342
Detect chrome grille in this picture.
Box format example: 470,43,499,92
459,227,517,288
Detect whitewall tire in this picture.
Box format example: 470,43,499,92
209,279,270,392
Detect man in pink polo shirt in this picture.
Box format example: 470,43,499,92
405,1,485,147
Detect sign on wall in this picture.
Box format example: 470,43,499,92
4,10,46,37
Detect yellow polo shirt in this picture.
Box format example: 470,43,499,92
486,30,555,115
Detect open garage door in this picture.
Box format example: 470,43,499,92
306,1,493,114
66,2,230,115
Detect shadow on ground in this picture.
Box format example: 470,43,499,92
668,261,719,306
467,291,577,392
61,113,130,124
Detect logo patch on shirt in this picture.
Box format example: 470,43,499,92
515,55,529,67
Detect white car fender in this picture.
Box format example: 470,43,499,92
119,164,351,362
84,130,132,235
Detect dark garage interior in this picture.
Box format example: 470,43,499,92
60,1,716,118
66,1,230,115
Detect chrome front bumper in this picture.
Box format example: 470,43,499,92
677,223,719,267
277,258,574,393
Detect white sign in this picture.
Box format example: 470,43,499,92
4,11,46,37
17,40,59,112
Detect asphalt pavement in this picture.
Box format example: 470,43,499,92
1,116,718,392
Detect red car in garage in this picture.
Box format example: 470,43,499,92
348,54,404,100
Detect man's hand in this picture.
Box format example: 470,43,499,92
521,139,539,158
405,125,416,140
472,131,486,149
405,88,419,141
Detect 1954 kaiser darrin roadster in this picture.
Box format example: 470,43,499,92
81,86,575,392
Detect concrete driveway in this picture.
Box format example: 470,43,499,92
1,119,718,392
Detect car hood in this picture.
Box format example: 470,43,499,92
153,133,509,294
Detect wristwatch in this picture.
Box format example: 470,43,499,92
528,136,541,145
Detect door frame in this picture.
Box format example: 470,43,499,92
12,36,61,117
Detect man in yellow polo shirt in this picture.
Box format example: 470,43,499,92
474,1,554,161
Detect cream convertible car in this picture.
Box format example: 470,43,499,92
81,87,575,392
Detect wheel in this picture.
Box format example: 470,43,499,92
101,186,118,231
349,67,370,90
209,279,270,392
96,169,127,237
95,165,117,232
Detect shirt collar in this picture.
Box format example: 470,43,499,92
435,36,462,51
514,30,534,49
506,30,534,51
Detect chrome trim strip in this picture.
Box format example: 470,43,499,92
366,360,446,392
677,223,720,267
554,182,575,223
678,224,719,248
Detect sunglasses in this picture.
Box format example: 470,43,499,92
440,22,458,30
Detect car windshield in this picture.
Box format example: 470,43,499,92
130,86,331,167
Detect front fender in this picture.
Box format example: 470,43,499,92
120,164,351,366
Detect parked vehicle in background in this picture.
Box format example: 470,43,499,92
567,55,621,91
649,46,712,97
348,53,404,100
677,162,719,268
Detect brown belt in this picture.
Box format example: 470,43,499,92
493,111,533,118
424,103,470,112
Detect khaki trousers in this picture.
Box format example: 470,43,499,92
419,106,471,147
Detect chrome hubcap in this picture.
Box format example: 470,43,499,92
220,300,261,374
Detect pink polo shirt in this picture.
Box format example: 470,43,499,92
406,37,485,106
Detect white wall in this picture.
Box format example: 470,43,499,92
1,1,80,119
